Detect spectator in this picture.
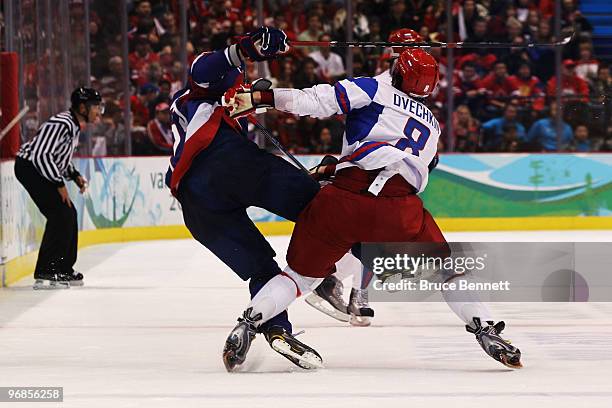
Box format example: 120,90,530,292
129,35,160,84
508,62,544,103
453,105,481,152
569,124,592,152
363,17,385,73
481,104,526,150
169,61,185,95
454,62,486,114
309,34,346,83
478,62,514,119
158,11,179,49
575,42,599,84
312,127,335,154
516,0,534,23
333,4,370,40
508,62,545,120
129,1,162,33
466,17,488,43
274,58,296,88
591,65,611,104
297,13,324,55
146,102,173,155
525,9,540,37
524,102,573,151
92,101,126,156
562,0,593,35
100,56,125,94
293,58,320,89
547,59,591,126
499,123,521,152
455,0,480,41
528,19,556,80
150,79,172,112
130,83,159,127
381,0,414,38
590,65,612,140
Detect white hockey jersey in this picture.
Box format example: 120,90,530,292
273,76,440,194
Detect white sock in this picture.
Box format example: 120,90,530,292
441,275,494,329
333,252,360,282
352,264,364,290
248,274,299,326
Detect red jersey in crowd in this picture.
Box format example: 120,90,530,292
129,95,151,127
129,51,160,75
546,75,589,102
477,73,513,98
507,75,545,110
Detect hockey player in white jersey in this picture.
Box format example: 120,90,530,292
223,48,522,370
298,28,428,327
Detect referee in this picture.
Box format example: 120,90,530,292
14,87,104,289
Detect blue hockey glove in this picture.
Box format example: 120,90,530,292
238,26,289,62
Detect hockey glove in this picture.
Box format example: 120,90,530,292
309,155,338,182
428,154,439,173
238,26,289,62
222,78,274,119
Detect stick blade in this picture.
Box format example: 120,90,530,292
561,32,575,45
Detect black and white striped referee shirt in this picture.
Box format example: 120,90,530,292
17,110,81,186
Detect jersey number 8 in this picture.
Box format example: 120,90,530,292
395,117,430,157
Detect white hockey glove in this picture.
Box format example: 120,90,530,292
222,78,274,119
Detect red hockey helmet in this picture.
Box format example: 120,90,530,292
388,28,423,57
392,49,439,98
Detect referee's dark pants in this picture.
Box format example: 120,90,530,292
14,157,78,276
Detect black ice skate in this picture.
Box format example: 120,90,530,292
33,262,82,290
262,326,323,369
65,270,84,287
466,317,522,369
222,308,259,372
305,275,350,322
348,288,374,327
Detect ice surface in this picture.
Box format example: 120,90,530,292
1,231,612,408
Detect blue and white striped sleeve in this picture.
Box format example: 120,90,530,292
273,77,378,118
333,77,378,113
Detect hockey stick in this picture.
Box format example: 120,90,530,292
0,106,30,141
247,116,310,175
289,33,573,49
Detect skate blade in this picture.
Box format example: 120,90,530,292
222,332,251,373
349,314,371,327
500,354,523,369
33,280,70,290
270,338,324,370
222,349,240,372
305,293,349,322
69,280,84,287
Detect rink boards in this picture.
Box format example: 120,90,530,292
1,153,612,286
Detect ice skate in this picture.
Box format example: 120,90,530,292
305,275,350,322
33,262,82,290
65,270,84,287
222,308,259,372
348,288,374,327
466,317,522,369
262,326,323,369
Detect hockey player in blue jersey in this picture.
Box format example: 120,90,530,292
165,27,323,371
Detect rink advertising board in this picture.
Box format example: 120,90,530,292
1,153,612,286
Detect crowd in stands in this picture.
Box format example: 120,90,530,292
84,0,610,155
